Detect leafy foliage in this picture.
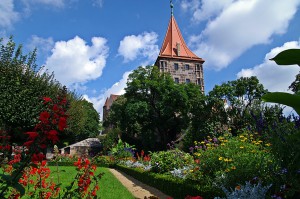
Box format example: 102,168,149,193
262,48,300,115
108,65,204,151
0,37,63,142
67,99,100,142
150,149,194,174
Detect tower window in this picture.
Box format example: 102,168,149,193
174,63,179,70
174,78,179,83
196,64,200,71
186,79,190,83
185,64,190,70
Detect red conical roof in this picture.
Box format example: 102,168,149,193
158,15,204,62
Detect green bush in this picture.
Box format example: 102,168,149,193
150,148,194,173
191,132,276,189
114,164,219,199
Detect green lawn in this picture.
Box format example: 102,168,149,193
49,166,135,199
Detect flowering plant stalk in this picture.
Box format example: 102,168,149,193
0,94,102,198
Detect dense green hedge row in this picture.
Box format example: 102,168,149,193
47,161,111,167
113,165,222,199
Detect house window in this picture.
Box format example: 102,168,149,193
185,64,190,70
186,79,190,83
160,61,166,71
197,79,201,85
174,63,179,70
174,78,179,83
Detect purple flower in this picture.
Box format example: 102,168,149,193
189,147,194,153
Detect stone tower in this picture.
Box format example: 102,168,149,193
155,2,205,92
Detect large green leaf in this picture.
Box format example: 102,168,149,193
262,92,300,115
270,49,300,66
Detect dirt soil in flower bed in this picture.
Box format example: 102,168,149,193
109,168,171,199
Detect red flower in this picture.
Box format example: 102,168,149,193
31,153,45,162
52,104,59,112
39,111,50,123
23,140,34,147
25,132,39,140
43,97,52,103
185,196,203,199
58,117,67,131
46,130,59,143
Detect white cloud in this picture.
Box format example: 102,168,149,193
21,0,66,8
237,41,300,92
186,0,300,70
26,35,54,56
0,0,19,28
181,0,236,22
118,32,159,64
92,0,104,8
83,71,131,119
44,36,109,87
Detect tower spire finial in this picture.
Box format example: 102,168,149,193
170,0,174,16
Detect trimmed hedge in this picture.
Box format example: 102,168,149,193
113,165,221,199
47,161,112,167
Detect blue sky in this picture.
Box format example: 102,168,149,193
1,0,300,119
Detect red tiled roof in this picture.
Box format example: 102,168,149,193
158,16,204,62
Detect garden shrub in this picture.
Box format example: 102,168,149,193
150,148,194,173
114,164,220,199
191,132,276,189
110,139,135,160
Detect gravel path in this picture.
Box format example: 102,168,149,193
109,168,171,199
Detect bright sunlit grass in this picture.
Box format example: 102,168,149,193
49,166,135,199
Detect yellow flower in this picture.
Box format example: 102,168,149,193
239,135,244,138
240,146,244,149
241,139,245,142
265,143,271,147
231,166,236,170
224,158,229,162
221,143,225,146
228,158,233,162
200,141,205,144
218,157,223,161
258,140,263,143
208,138,212,141
190,170,194,173
225,168,230,172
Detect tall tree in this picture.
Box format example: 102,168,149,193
66,99,100,143
208,76,268,135
0,37,62,143
108,65,203,151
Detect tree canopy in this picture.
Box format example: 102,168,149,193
108,65,204,151
0,37,100,146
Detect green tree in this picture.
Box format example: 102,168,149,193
66,99,100,143
108,66,203,151
208,76,268,135
0,37,63,143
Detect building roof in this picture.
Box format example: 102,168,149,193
157,15,204,62
60,138,101,149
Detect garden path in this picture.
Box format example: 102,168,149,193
109,168,171,199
